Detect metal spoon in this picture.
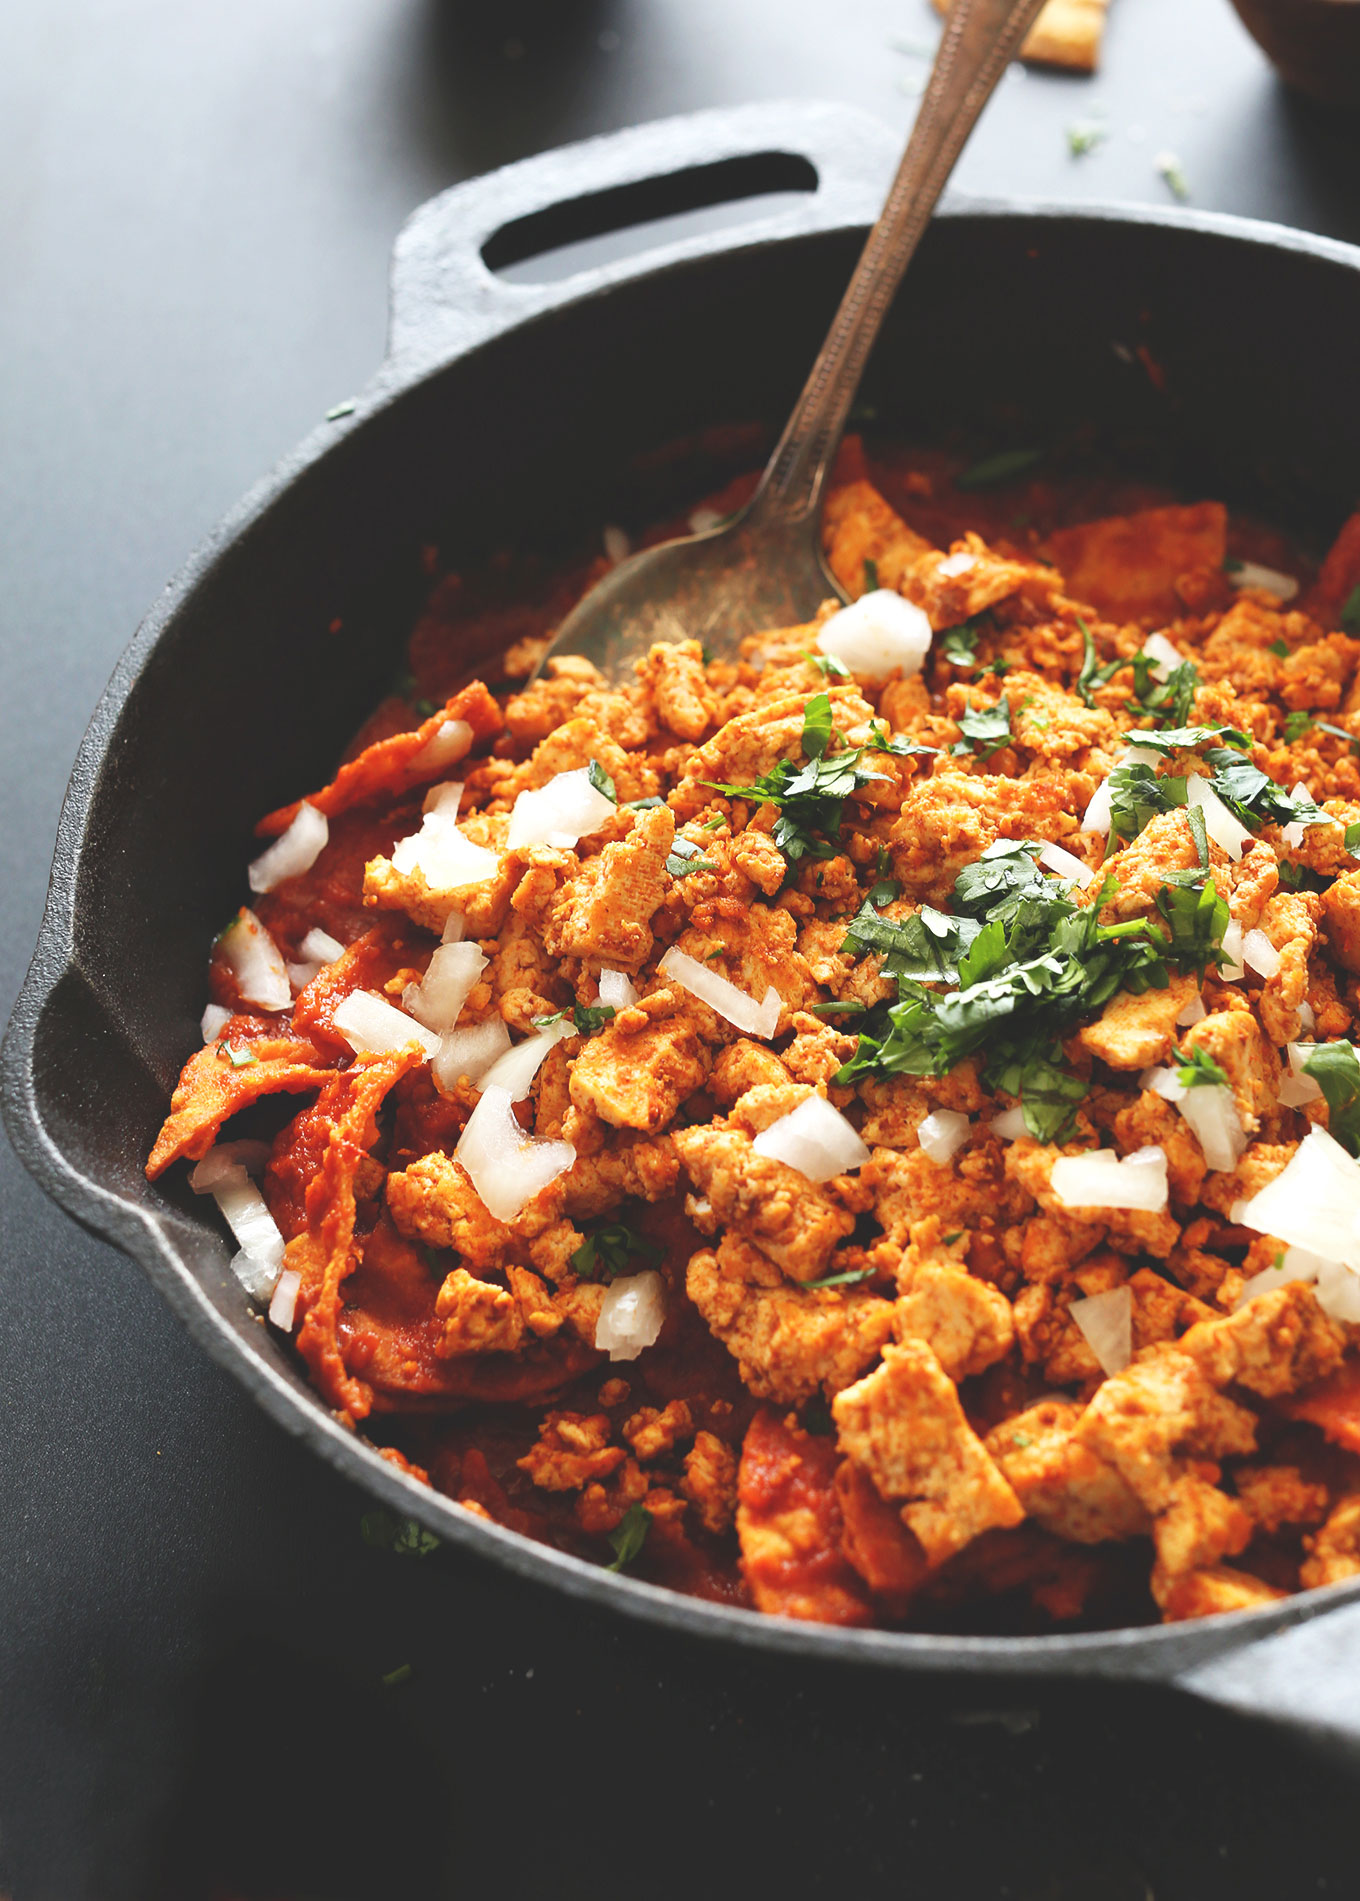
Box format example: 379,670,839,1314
534,0,1048,680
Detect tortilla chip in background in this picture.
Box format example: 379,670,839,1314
930,0,1108,72
1045,503,1228,621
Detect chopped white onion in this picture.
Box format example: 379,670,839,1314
248,802,329,895
1186,773,1252,861
1069,1285,1133,1377
815,590,933,683
441,911,466,944
1235,1245,1329,1310
268,1267,302,1330
917,1108,972,1166
391,808,499,889
1298,1000,1317,1035
1176,1083,1247,1172
432,1015,512,1094
1038,841,1098,887
1081,745,1159,836
1242,928,1282,979
332,989,442,1060
1139,1065,1186,1103
937,550,977,578
598,968,640,1010
407,717,474,776
201,1002,232,1042
1051,1145,1169,1212
218,909,291,1012
189,1141,271,1191
990,1105,1029,1141
478,1019,573,1101
1229,561,1299,603
1316,1260,1360,1323
603,523,631,565
658,947,782,1038
402,941,487,1035
688,506,723,534
455,1084,576,1222
198,1167,285,1299
1278,1072,1321,1108
507,768,616,850
1177,991,1207,1028
298,927,344,964
1140,632,1184,682
752,1094,871,1182
1281,783,1314,851
288,960,322,990
423,780,464,819
595,1270,666,1362
231,1248,282,1304
1219,918,1246,982
1237,1126,1360,1268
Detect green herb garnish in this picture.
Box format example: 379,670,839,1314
624,795,666,811
956,448,1043,491
1302,1043,1360,1156
953,694,1012,759
1283,710,1314,743
570,1220,663,1282
1174,1044,1230,1089
1341,586,1360,633
361,1510,440,1558
803,649,850,680
606,1503,652,1572
533,1004,617,1036
800,1267,876,1290
382,1663,413,1688
939,619,983,669
666,836,719,877
863,556,880,591
218,1042,256,1069
1066,120,1106,157
1268,638,1290,658
587,759,617,803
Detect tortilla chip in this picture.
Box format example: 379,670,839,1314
146,1023,336,1178
1301,509,1360,630
930,0,1108,72
1046,502,1227,622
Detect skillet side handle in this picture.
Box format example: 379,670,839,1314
1175,1597,1360,1768
381,100,901,382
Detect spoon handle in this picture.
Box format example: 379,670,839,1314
748,0,1050,528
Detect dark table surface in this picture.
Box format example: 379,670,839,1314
5,2,1360,1896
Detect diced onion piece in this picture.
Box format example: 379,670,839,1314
937,550,977,578
298,926,344,964
408,718,474,776
595,1270,666,1363
231,1248,282,1303
203,1169,285,1297
1229,561,1299,603
478,1019,573,1101
658,947,781,1038
752,1094,871,1182
1176,1083,1246,1172
1051,1146,1169,1212
189,1141,271,1191
1069,1285,1133,1377
1140,632,1183,681
990,1106,1029,1141
1316,1260,1360,1323
441,911,466,943
1038,841,1098,887
1186,773,1252,862
248,802,329,894
432,1015,512,1094
1279,1042,1323,1108
391,809,499,889
815,590,933,683
201,1002,232,1042
688,506,723,534
917,1109,972,1165
268,1267,302,1330
218,908,291,1012
507,768,616,850
603,523,631,564
1235,1245,1328,1310
423,780,464,819
1177,991,1207,1028
455,1084,576,1222
332,990,442,1059
1081,745,1159,836
1298,1000,1317,1035
1236,1126,1360,1268
402,941,487,1034
1281,782,1314,850
1139,1065,1186,1102
1242,928,1282,979
1219,918,1246,982
288,960,322,989
598,968,639,1010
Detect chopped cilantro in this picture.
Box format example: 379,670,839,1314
570,1220,662,1282
1346,821,1360,859
1268,638,1290,658
956,448,1043,491
1130,656,1200,729
868,878,901,906
1066,120,1106,157
218,1042,256,1069
802,691,835,760
666,836,719,877
413,697,438,718
1283,710,1314,743
1125,724,1250,756
1010,1431,1034,1449
1186,802,1210,869
808,998,869,1016
625,795,666,811
325,399,356,420
1313,720,1360,754
938,619,982,669
1174,1044,1230,1089
1302,1043,1360,1156
1341,586,1360,633
700,814,726,831
801,1266,876,1290
863,556,880,591
361,1510,440,1558
803,1399,835,1435
533,1004,616,1036
587,759,617,803
1155,151,1190,201
605,1503,651,1572
803,649,850,680
941,1232,964,1246
1106,759,1188,846
842,899,982,983
954,694,1012,758
1202,747,1330,831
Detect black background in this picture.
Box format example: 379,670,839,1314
4,2,1360,1896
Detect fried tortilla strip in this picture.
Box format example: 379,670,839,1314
736,1408,876,1625
146,1022,336,1178
292,1047,423,1420
1283,1353,1360,1453
256,681,503,836
1046,502,1227,620
931,0,1108,71
1303,509,1360,630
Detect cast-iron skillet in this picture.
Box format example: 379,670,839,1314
8,99,1360,1760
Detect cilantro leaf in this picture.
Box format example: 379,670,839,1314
802,691,834,760
800,1266,876,1290
587,759,617,803
570,1220,662,1282
1283,710,1314,743
868,878,901,906
863,556,880,591
1186,802,1210,869
625,795,665,811
1125,724,1250,756
1174,1043,1230,1089
1204,748,1330,831
842,900,982,982
533,1004,617,1036
1342,586,1360,633
361,1510,440,1558
803,649,850,680
606,1503,652,1572
956,448,1043,490
218,1042,257,1069
1154,879,1230,978
1302,1043,1360,1156
939,619,982,669
1075,620,1128,708
665,836,719,877
1313,719,1360,755
955,694,1012,758
1106,761,1187,845
1346,820,1360,859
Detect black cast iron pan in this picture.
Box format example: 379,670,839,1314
8,98,1360,1760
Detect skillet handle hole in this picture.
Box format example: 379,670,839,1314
482,151,819,284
